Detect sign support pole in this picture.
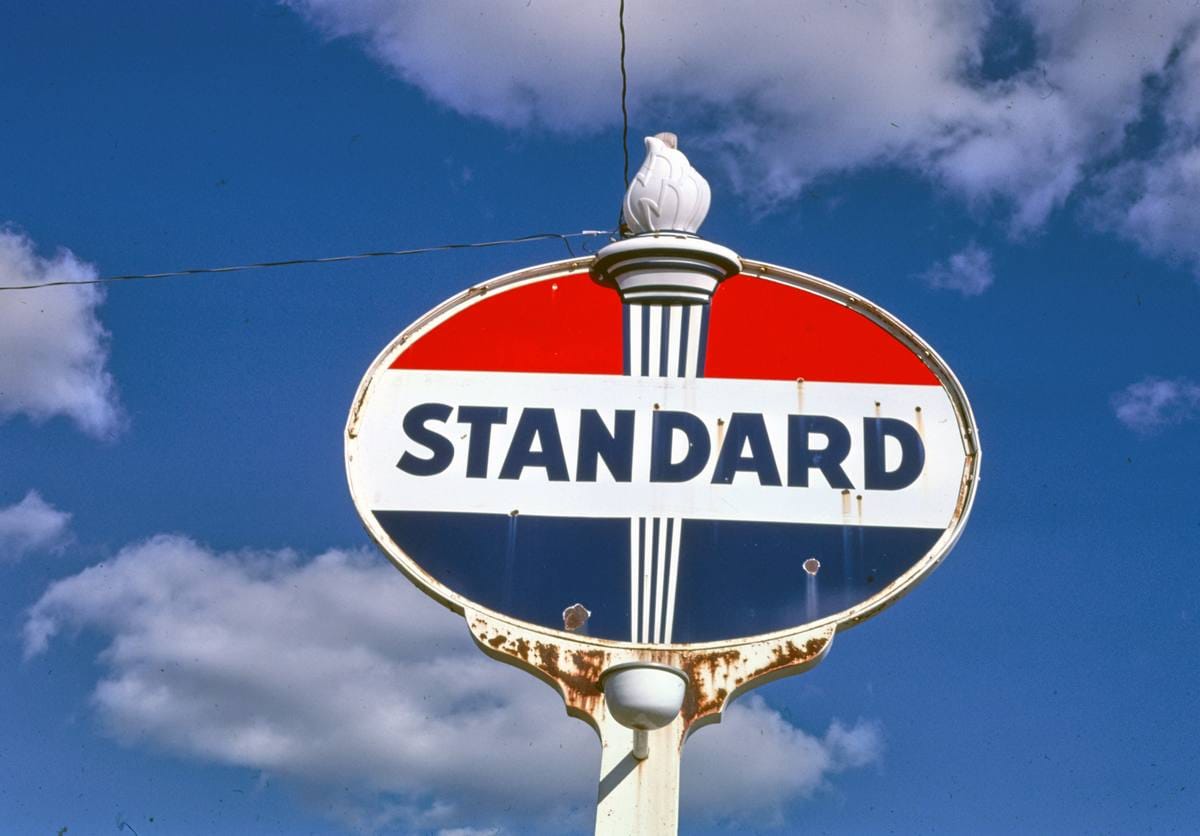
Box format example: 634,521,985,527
594,707,685,835
465,610,836,836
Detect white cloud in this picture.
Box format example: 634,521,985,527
920,244,994,296
26,535,881,833
287,2,1200,255
1097,148,1200,272
0,490,71,562
1112,377,1200,434
0,227,122,438
684,696,882,828
1090,29,1200,275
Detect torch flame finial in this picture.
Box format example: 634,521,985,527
593,131,739,304
622,133,712,235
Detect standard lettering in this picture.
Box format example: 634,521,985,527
392,404,928,491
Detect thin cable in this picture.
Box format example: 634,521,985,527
0,230,612,292
618,0,630,192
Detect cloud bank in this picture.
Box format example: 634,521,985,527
1112,377,1200,434
0,227,122,437
0,490,71,562
287,1,1200,272
27,535,881,832
920,244,994,296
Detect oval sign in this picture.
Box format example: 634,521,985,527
346,259,979,647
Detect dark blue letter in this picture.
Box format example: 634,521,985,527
499,408,569,481
650,410,711,482
863,417,925,490
576,409,635,482
457,406,507,478
397,402,454,476
787,415,853,489
712,412,782,486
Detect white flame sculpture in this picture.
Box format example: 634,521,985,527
593,133,740,304
622,133,712,235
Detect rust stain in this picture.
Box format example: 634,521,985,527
764,638,827,675
953,454,977,520
564,653,606,710
526,642,606,712
841,488,851,516
915,405,925,437
346,382,372,439
679,648,742,718
571,649,604,682
535,642,559,670
562,603,591,632
680,636,830,723
471,614,830,734
471,620,536,665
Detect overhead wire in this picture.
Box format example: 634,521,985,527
4,3,637,293
0,230,612,292
619,0,630,192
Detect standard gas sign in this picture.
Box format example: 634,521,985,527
346,261,978,646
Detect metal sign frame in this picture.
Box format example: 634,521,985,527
346,255,979,653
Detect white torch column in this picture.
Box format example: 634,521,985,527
590,134,742,835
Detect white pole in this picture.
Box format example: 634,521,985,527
593,704,685,835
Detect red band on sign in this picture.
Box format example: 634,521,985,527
391,273,624,375
392,271,939,385
704,275,939,385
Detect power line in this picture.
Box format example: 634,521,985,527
618,0,630,192
0,230,612,292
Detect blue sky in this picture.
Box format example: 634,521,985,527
2,2,1199,834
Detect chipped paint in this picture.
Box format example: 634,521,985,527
467,605,833,736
